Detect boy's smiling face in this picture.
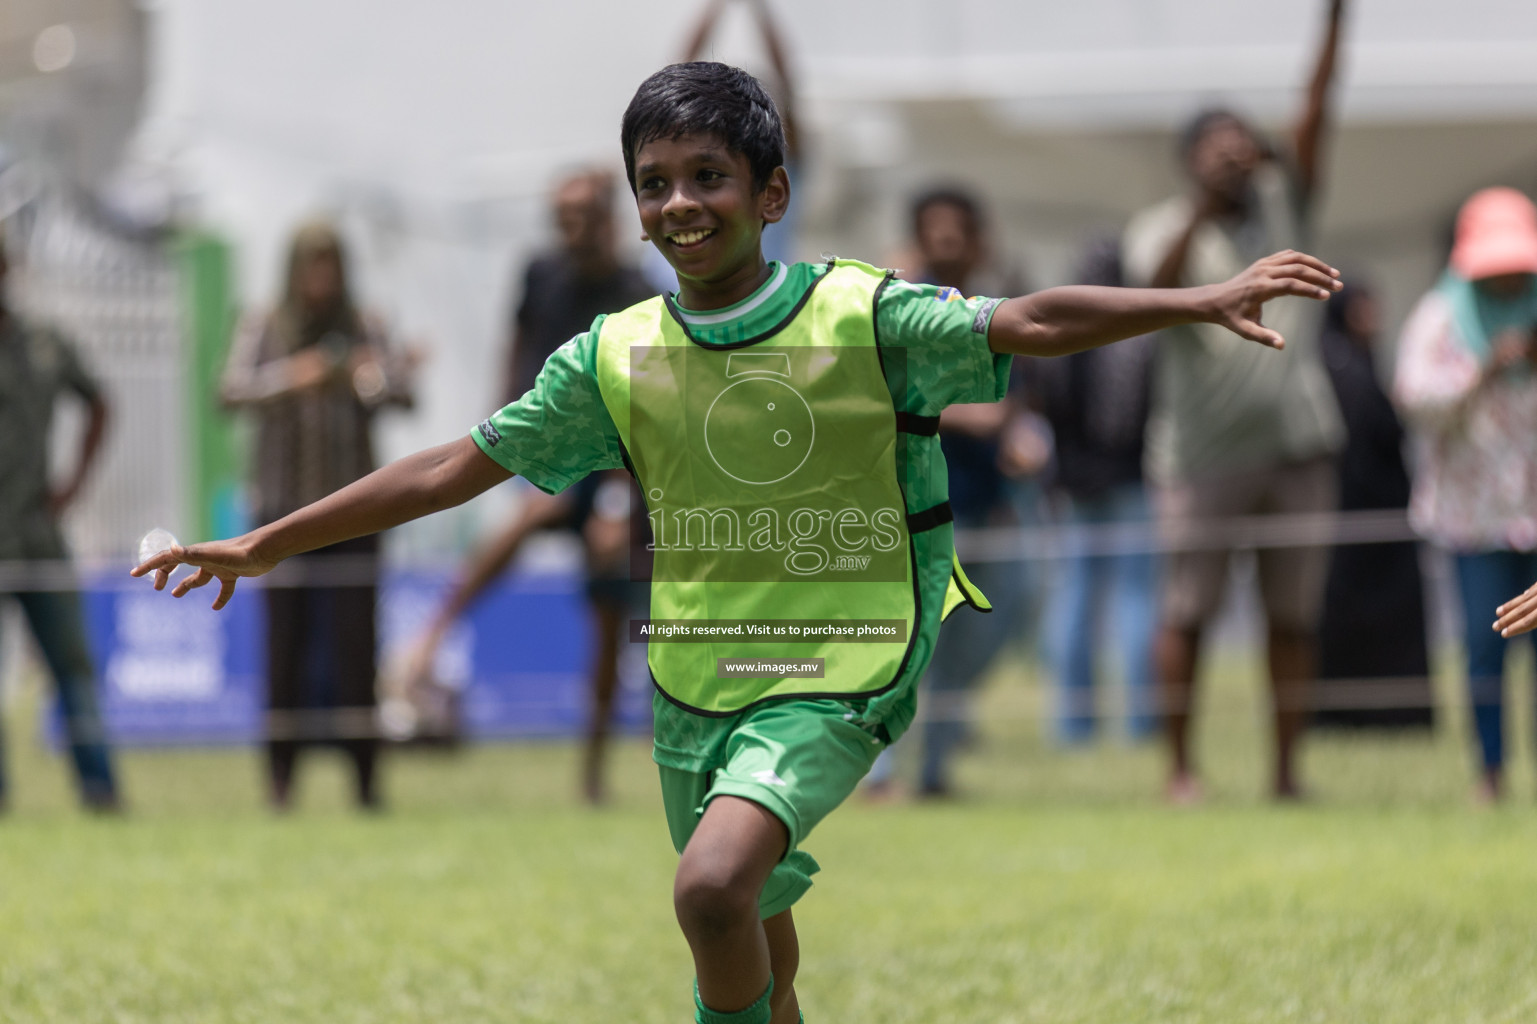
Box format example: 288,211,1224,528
632,132,789,310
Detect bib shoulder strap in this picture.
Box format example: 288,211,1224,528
803,258,890,322
593,295,668,421
826,256,894,281
597,293,667,349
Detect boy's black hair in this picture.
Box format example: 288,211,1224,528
621,62,786,193
910,186,983,239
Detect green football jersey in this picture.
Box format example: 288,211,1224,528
472,260,1010,770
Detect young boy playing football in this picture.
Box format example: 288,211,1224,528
134,62,1340,1024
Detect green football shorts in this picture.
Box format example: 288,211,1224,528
659,698,889,919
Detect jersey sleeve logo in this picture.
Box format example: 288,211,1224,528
970,297,1003,334
477,418,503,447
933,286,963,303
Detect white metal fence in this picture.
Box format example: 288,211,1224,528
10,191,187,563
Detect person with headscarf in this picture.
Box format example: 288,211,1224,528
1395,187,1537,802
1315,277,1432,728
221,221,417,810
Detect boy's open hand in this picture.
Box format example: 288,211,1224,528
1209,250,1342,350
1494,581,1537,638
130,537,276,611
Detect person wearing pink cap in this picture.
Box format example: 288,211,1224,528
1395,186,1537,802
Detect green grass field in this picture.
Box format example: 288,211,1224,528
5,649,1537,1023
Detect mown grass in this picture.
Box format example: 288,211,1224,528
4,645,1537,1023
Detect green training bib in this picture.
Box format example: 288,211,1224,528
597,259,966,715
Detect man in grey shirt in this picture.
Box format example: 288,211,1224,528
1122,0,1346,801
0,233,119,812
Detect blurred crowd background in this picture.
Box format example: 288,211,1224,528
4,0,1537,811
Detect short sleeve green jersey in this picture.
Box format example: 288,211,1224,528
471,259,1011,770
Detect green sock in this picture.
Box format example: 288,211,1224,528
693,977,774,1024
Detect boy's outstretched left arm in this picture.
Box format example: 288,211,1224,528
987,250,1341,358
131,437,512,609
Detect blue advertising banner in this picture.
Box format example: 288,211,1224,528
60,568,651,746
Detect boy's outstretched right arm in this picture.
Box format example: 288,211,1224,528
986,249,1341,359
130,437,511,609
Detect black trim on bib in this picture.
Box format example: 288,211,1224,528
869,269,898,381
951,564,991,613
620,259,922,713
905,501,953,534
661,265,829,350
644,263,920,720
616,438,638,480
868,265,926,710
894,412,940,436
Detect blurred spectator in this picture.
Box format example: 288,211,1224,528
404,470,649,804
0,228,119,813
1315,278,1433,729
868,186,1035,798
412,170,653,805
221,221,418,811
1394,187,1537,802
1122,0,1346,801
504,170,655,404
1034,237,1158,744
